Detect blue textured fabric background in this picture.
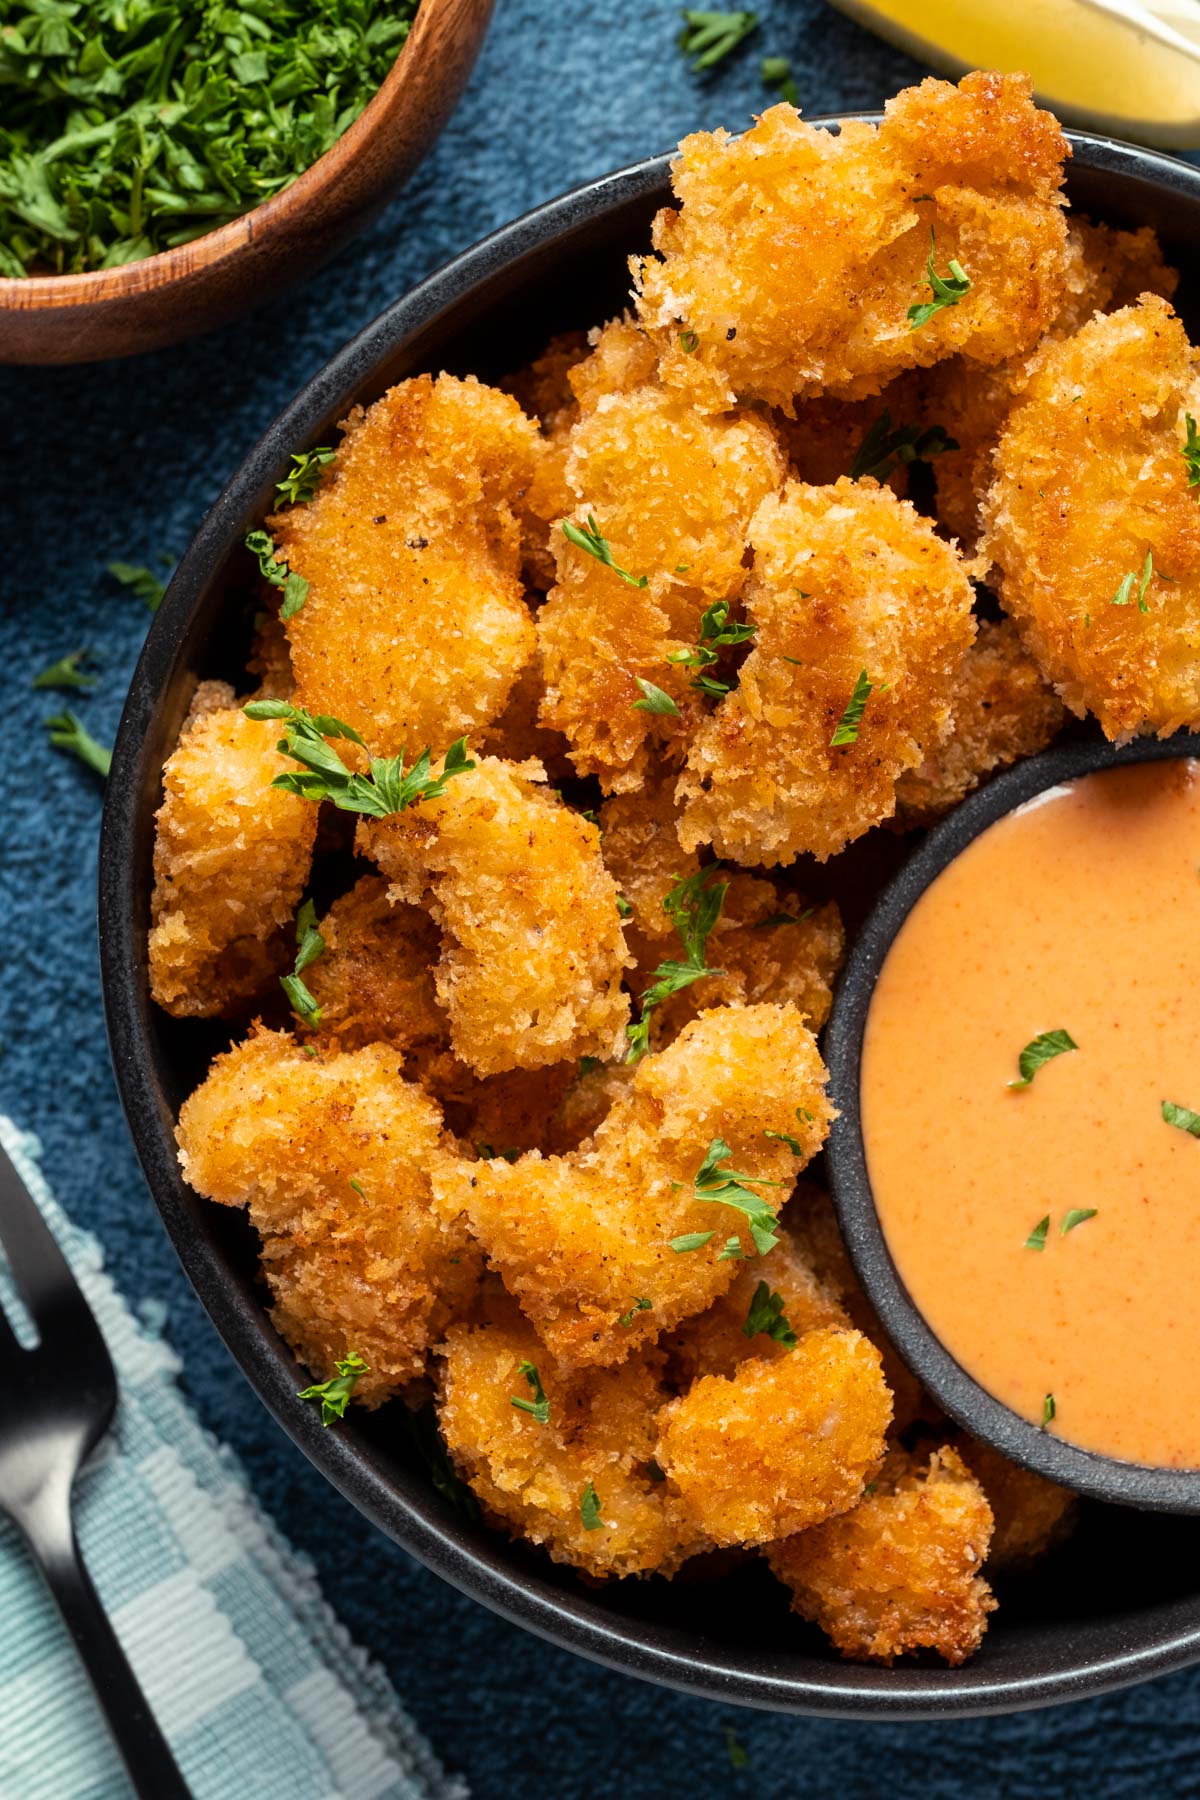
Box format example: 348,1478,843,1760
1,2,1196,1793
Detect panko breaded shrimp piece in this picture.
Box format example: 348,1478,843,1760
277,374,538,756
893,620,1066,828
502,330,589,435
479,651,574,781
678,479,976,865
176,1028,481,1404
599,775,699,940
543,1059,635,1153
656,1330,891,1547
149,704,317,1017
537,330,787,792
767,1447,996,1665
359,755,631,1076
953,1436,1077,1572
982,298,1200,737
437,1295,703,1579
632,74,1069,414
664,1224,851,1387
432,1004,833,1369
303,876,448,1066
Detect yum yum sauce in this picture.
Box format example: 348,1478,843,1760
862,759,1200,1468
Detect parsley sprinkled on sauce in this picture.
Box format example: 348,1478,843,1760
45,711,111,779
298,1352,368,1426
245,529,309,621
907,232,970,330
830,669,877,748
1008,1029,1078,1090
1163,1100,1200,1137
678,10,758,73
511,1359,550,1423
619,1298,652,1327
276,448,336,508
1041,1392,1056,1429
108,560,167,611
761,54,797,105
1110,551,1154,614
1062,1208,1098,1235
580,1481,604,1530
1024,1215,1049,1252
632,678,681,717
561,514,648,588
627,869,728,1060
691,1136,784,1256
1183,414,1200,490
244,699,475,819
850,410,958,483
33,649,97,693
668,598,756,698
743,1280,797,1347
280,898,325,1027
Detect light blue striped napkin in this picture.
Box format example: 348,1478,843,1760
0,1117,466,1800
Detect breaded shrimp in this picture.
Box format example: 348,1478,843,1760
656,1329,891,1547
598,774,698,940
479,650,574,781
359,755,631,1075
536,324,787,791
678,479,976,865
277,374,538,756
953,1436,1077,1572
893,620,1065,828
982,297,1200,737
303,875,448,1064
767,1447,996,1665
632,74,1069,413
176,1028,480,1403
543,1059,635,1153
149,704,317,1017
501,330,589,435
431,1003,833,1369
437,1294,703,1579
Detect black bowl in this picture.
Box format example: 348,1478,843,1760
825,731,1200,1514
100,125,1200,1717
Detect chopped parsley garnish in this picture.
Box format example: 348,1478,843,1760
667,598,756,698
1163,1100,1200,1137
718,1234,746,1261
1008,1029,1078,1090
511,1359,550,1423
108,560,166,611
679,329,700,354
761,54,797,104
561,514,648,588
280,897,325,1027
907,232,971,330
671,1230,716,1253
1024,1214,1049,1252
619,1298,652,1327
244,699,474,819
616,894,634,919
350,1178,365,1198
725,1727,751,1771
830,669,877,748
632,678,681,717
753,909,814,930
1041,1392,1056,1429
743,1280,797,1347
45,711,111,778
580,1481,604,1530
276,448,336,508
1110,551,1154,614
477,1144,520,1163
627,869,728,1061
690,1135,784,1256
849,410,958,482
579,1056,601,1076
33,649,96,692
245,529,309,621
1183,414,1200,490
297,1351,368,1426
677,9,758,72
762,1105,814,1157
1062,1208,1097,1235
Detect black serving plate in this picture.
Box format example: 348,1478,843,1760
100,125,1200,1717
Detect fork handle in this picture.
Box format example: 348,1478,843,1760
30,1514,192,1798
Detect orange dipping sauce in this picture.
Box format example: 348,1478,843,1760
862,758,1200,1469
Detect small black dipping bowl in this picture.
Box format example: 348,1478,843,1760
825,732,1200,1514
101,125,1200,1717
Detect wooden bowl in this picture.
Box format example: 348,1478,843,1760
0,0,493,366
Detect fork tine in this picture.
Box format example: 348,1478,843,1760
0,1140,110,1366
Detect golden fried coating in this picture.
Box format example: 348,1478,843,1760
149,705,317,1017
432,1003,833,1369
632,75,1069,413
678,479,976,865
598,775,698,939
768,1447,995,1665
954,1436,1077,1572
893,620,1065,827
982,298,1200,737
479,650,574,781
437,1294,702,1578
304,876,448,1065
176,1028,481,1403
277,374,538,755
502,332,591,593
502,330,589,435
543,1059,635,1153
537,324,787,791
664,1224,850,1386
359,755,631,1075
656,1330,891,1547
435,1062,579,1158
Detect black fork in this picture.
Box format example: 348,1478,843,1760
0,1139,191,1798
